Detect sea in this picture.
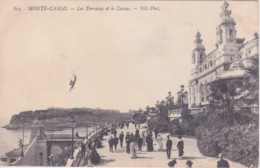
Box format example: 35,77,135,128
0,119,92,166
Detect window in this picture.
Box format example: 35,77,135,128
204,64,207,70
229,30,233,37
210,60,213,67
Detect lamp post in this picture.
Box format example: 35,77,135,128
21,118,25,157
86,122,89,139
70,118,76,159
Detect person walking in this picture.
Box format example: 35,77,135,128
130,141,137,159
119,132,124,148
217,153,230,168
146,134,154,152
113,129,117,137
157,135,163,151
126,122,129,129
126,138,131,154
137,136,143,151
177,136,184,158
114,135,119,152
81,142,86,157
154,128,159,139
135,132,140,142
108,136,114,152
135,128,140,135
166,135,172,159
142,131,146,146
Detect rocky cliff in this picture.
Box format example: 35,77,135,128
3,108,131,130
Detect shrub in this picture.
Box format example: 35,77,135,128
133,113,146,124
148,115,169,132
195,109,259,167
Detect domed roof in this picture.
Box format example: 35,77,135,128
219,1,236,25
221,16,236,25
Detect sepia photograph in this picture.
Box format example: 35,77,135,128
0,0,258,167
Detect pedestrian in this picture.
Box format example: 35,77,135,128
114,129,117,137
126,138,131,154
154,128,159,139
81,142,86,157
135,132,140,141
217,153,230,168
157,134,163,151
135,128,140,135
119,132,124,148
142,131,146,146
177,136,184,158
125,132,131,153
89,149,101,165
130,132,135,142
186,160,193,168
88,141,93,151
130,141,137,159
126,122,129,129
168,159,177,168
166,135,172,159
138,123,140,129
108,136,114,152
114,135,119,151
146,134,154,152
137,136,143,151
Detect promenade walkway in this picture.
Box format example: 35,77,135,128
96,123,246,168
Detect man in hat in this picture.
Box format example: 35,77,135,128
217,153,230,168
186,160,193,168
114,135,119,151
166,135,172,159
119,132,124,148
108,136,114,152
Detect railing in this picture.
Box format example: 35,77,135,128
12,137,38,166
168,109,182,118
66,129,104,167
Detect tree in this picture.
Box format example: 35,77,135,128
240,56,259,104
208,78,243,112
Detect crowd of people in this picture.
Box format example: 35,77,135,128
77,121,230,168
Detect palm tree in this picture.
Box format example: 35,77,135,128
240,56,259,104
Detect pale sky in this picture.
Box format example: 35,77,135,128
0,1,258,122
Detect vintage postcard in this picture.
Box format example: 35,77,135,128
0,0,258,167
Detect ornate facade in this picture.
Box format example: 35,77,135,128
188,1,259,108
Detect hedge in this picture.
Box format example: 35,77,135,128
195,109,259,167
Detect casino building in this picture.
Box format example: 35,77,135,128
188,1,259,110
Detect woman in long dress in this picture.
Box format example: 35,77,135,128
142,131,146,146
157,135,163,151
130,141,137,159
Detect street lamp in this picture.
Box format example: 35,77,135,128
70,118,76,159
21,118,25,157
86,121,89,139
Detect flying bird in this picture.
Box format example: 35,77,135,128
69,73,77,91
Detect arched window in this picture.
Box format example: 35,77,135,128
210,60,213,67
199,83,204,102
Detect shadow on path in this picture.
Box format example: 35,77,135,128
178,156,206,160
98,159,116,166
136,156,153,159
